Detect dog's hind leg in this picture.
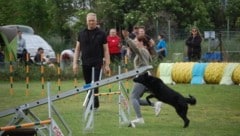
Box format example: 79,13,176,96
175,105,190,128
146,94,155,105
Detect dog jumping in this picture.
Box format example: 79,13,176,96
133,73,197,128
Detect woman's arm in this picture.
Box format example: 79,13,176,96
185,37,193,46
125,37,141,55
73,41,80,74
121,30,141,56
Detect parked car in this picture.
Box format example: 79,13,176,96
22,33,56,62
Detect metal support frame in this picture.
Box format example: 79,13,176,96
82,67,95,132
82,65,133,133
117,65,130,125
118,82,131,125
82,81,130,133
0,82,72,136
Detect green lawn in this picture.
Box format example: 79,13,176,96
0,80,240,136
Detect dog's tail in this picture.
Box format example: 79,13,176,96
185,95,197,105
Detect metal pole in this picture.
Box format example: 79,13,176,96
219,33,223,61
227,17,230,40
168,20,171,43
156,20,159,39
47,82,52,136
168,20,171,51
118,66,121,124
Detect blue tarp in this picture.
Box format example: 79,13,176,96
203,52,222,62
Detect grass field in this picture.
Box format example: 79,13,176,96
0,80,240,136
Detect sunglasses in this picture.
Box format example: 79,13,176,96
192,30,197,32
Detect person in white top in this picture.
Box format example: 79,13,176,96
17,30,26,59
60,49,74,71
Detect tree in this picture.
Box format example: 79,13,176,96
15,0,50,34
0,1,18,25
203,0,227,29
46,0,78,37
226,0,240,30
0,0,51,34
1,0,238,39
82,0,212,35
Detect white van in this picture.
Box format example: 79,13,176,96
22,33,56,62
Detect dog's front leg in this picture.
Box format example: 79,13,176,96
146,94,155,105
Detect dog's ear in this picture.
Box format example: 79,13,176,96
143,72,149,77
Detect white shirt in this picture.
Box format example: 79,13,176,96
60,49,74,61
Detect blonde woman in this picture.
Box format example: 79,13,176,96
185,27,202,61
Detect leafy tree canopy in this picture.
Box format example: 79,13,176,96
0,0,239,39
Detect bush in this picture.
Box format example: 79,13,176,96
0,62,82,82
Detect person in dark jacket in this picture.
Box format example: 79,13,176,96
185,27,202,61
73,13,110,110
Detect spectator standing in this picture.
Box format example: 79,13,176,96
107,28,121,63
185,27,202,61
73,12,110,110
156,33,167,60
17,30,26,59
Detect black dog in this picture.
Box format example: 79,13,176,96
133,73,196,128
